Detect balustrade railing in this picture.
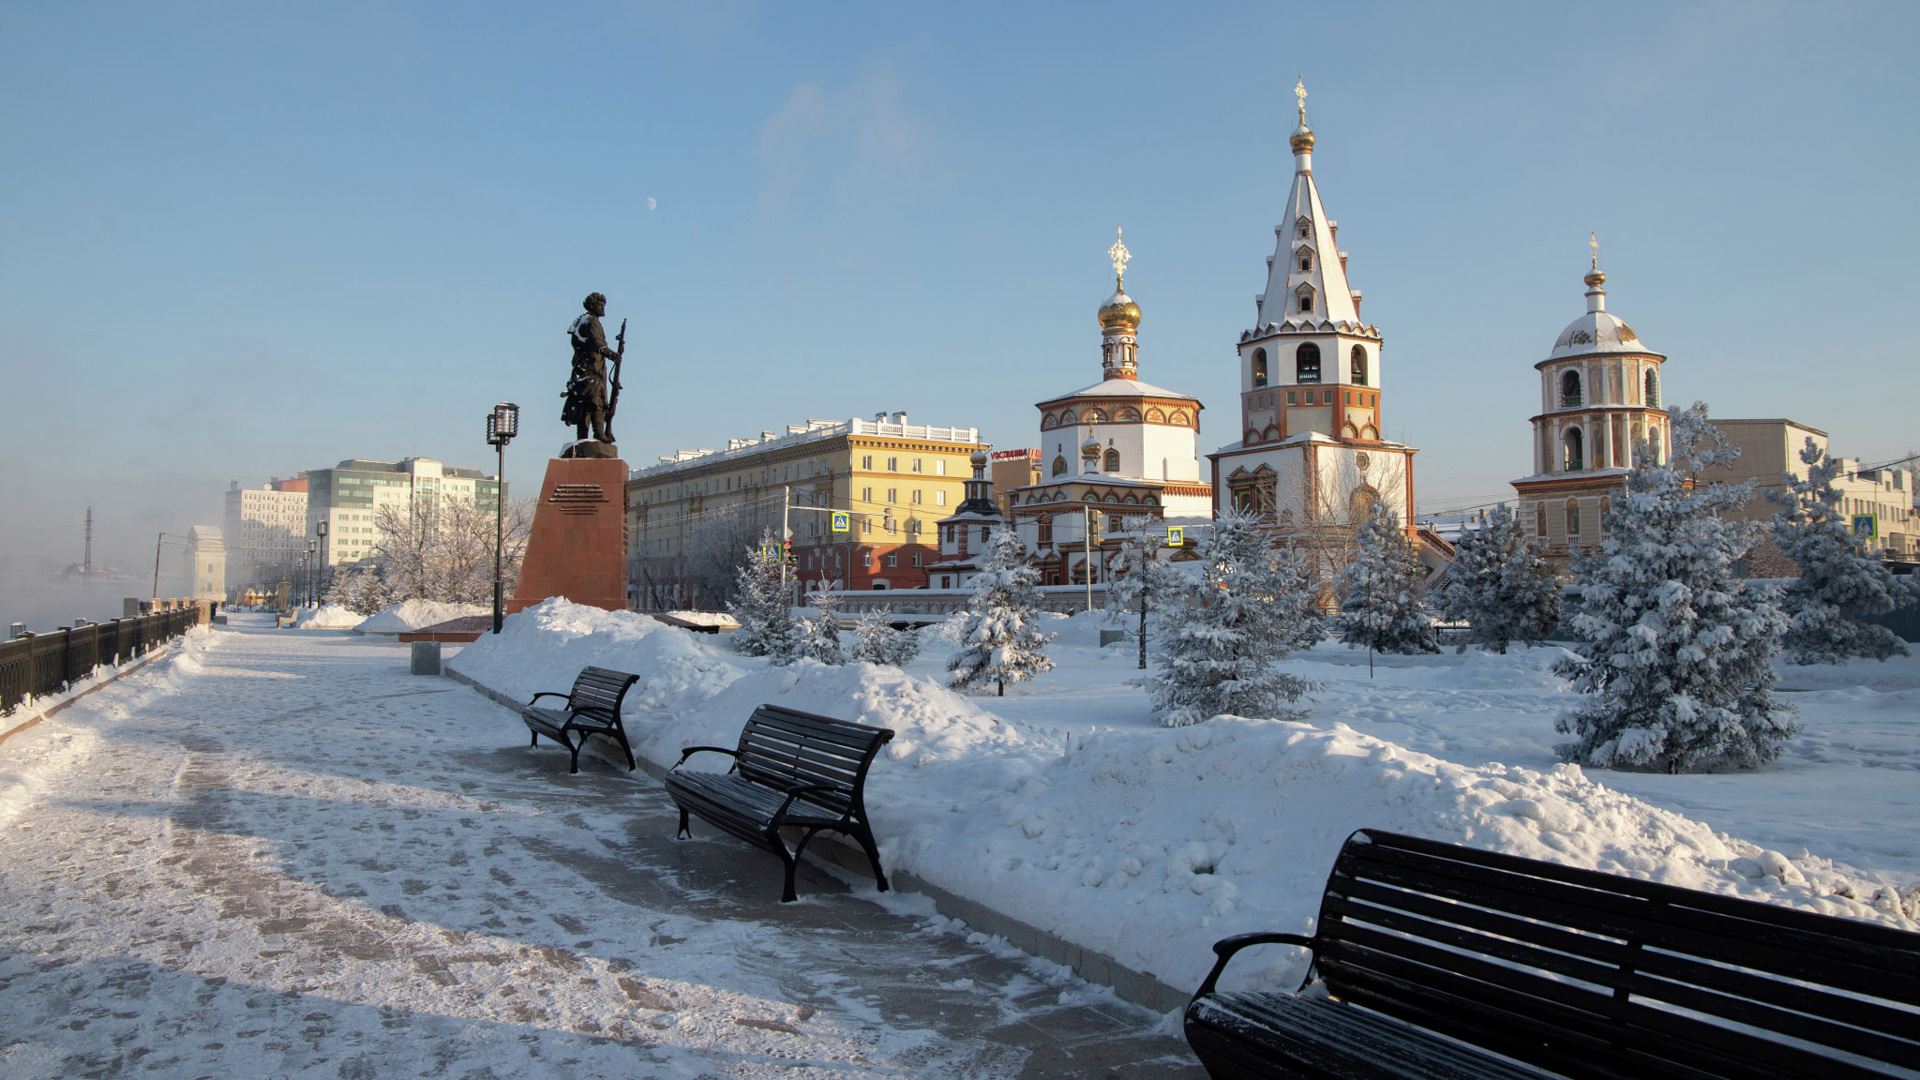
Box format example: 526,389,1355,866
1,606,204,715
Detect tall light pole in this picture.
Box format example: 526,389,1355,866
305,540,317,607
314,520,328,605
486,402,519,633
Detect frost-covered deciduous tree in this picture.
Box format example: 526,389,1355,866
1147,511,1321,726
1335,503,1437,669
1555,403,1798,772
947,527,1054,696
729,531,800,660
1770,437,1917,664
368,496,532,605
795,586,847,665
851,607,920,666
323,564,392,615
1104,527,1181,670
1436,503,1562,654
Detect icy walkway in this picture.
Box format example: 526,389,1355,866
0,620,1198,1078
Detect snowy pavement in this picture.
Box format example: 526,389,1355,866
0,619,1199,1079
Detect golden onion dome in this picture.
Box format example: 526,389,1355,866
1584,269,1607,287
969,448,989,468
1098,283,1141,331
1081,434,1103,460
1290,122,1315,153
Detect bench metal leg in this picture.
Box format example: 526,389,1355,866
566,735,582,775
776,839,801,904
677,806,691,840
852,826,889,893
529,730,539,748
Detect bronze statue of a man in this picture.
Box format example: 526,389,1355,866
563,292,624,443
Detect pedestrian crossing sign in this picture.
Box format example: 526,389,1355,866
1852,514,1878,539
831,512,851,533
1166,526,1184,546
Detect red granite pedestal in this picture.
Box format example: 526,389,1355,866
507,458,628,614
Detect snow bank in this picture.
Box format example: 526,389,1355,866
354,599,489,635
294,603,363,629
449,600,1917,997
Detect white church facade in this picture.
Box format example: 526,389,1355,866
1207,83,1419,542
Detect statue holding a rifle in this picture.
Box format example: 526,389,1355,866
562,291,626,450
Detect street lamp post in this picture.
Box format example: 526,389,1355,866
486,402,519,634
306,540,317,607
314,520,328,605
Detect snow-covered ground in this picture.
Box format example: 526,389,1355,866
354,599,490,634
0,618,1197,1078
449,601,1920,996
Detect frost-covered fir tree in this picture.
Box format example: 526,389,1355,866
947,527,1054,696
795,586,847,665
851,607,920,667
1770,437,1917,664
1146,511,1321,726
1555,403,1798,772
324,564,391,615
1334,503,1437,670
1104,527,1180,670
1436,503,1562,654
728,531,800,660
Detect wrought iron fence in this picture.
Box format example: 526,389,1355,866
0,606,204,715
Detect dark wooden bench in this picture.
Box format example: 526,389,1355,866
521,666,640,774
1186,828,1920,1080
665,704,893,903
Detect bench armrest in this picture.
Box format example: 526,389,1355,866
769,783,837,825
527,691,571,706
672,745,738,771
1194,932,1317,1000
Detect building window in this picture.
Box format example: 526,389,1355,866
912,459,922,473
1560,370,1582,407
1345,391,1352,405
911,490,922,504
886,554,897,567
936,491,947,506
1103,448,1120,473
862,486,872,503
1252,348,1268,387
862,455,872,469
1298,251,1312,272
1287,390,1296,405
936,460,947,476
1350,345,1367,385
887,488,897,503
1297,288,1314,313
1052,456,1068,477
912,552,922,566
862,551,872,566
1038,516,1053,544
1536,504,1547,536
1645,370,1660,408
1323,390,1334,404
1566,502,1581,539
1563,428,1585,472
1296,342,1322,383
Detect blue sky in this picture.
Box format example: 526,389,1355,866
3,0,1916,575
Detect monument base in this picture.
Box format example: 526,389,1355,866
507,457,627,615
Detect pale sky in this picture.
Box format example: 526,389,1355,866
3,1,1916,585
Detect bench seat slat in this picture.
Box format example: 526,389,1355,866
519,667,639,774
1189,993,1562,1080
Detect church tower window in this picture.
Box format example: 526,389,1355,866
1104,448,1120,473
1350,345,1367,385
1296,343,1322,383
1252,348,1268,387
1051,455,1068,477
1560,370,1582,408
1563,428,1585,472
1566,501,1581,540
1297,249,1313,272
1297,285,1314,313
1645,370,1660,408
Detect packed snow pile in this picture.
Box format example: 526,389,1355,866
450,599,1920,996
292,604,363,629
353,599,489,635
657,610,739,629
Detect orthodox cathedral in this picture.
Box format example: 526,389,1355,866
1207,82,1419,545
1005,231,1214,586
1510,243,1670,561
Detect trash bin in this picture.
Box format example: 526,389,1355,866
1099,629,1127,647
410,640,443,676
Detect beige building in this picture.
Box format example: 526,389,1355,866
627,414,986,608
224,476,309,591
1709,419,1916,560
185,526,225,601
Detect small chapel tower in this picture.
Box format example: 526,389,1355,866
1511,238,1671,560
1210,80,1417,537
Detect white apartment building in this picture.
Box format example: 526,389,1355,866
304,458,505,569
224,477,309,591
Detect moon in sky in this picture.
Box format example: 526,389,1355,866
646,197,657,211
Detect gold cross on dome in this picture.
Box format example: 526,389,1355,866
1294,76,1308,121
1589,231,1600,270
1108,227,1131,284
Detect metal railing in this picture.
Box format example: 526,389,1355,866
1,606,204,715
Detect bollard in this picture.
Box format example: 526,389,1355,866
410,640,443,676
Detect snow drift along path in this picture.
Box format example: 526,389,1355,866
450,600,1920,997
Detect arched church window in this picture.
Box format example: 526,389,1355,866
1051,456,1068,477
1645,370,1660,408
1103,448,1120,473
1350,346,1367,386
1563,428,1585,472
1296,343,1322,383
1566,501,1581,539
1349,485,1380,523
1297,285,1315,314
1560,370,1582,408
1297,249,1313,272
1252,348,1269,387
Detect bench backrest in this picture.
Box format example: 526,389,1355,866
1306,829,1920,1080
735,704,894,819
567,666,639,719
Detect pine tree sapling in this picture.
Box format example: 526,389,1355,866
1770,437,1917,663
852,607,921,666
1335,503,1439,666
1555,403,1799,772
1146,511,1321,726
1105,528,1179,670
729,531,801,661
1437,503,1561,654
797,587,848,665
947,527,1055,696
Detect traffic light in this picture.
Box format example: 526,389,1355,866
1087,509,1106,545
781,539,794,563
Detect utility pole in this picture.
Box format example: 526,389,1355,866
84,508,93,577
